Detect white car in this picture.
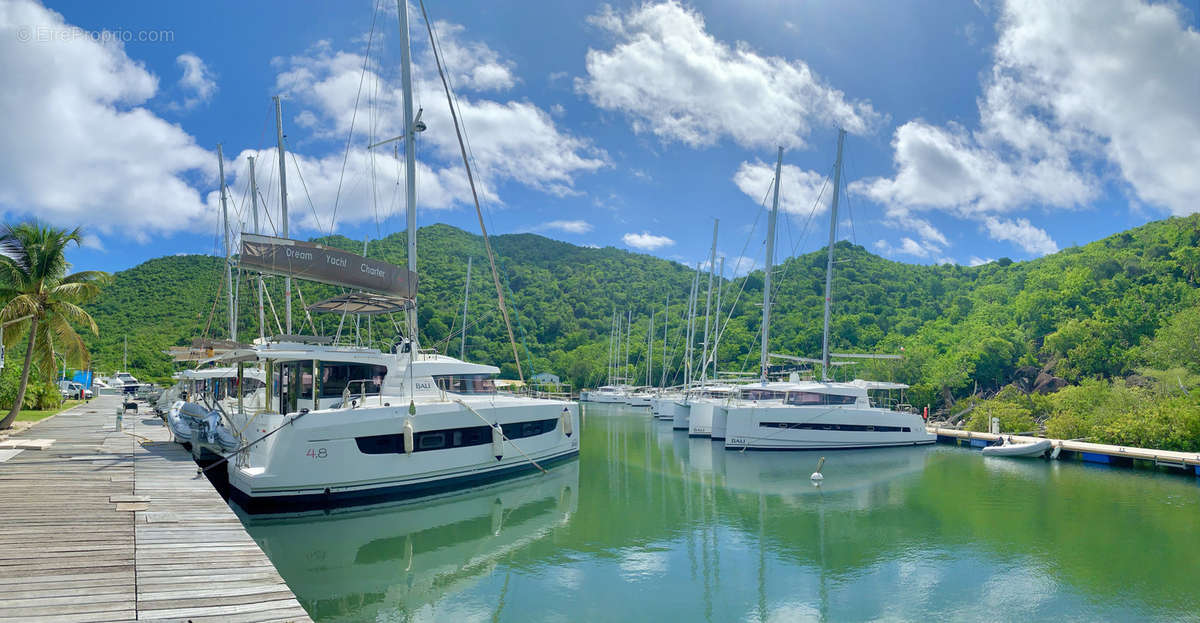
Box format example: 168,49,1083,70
57,381,94,400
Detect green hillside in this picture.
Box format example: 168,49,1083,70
79,215,1200,447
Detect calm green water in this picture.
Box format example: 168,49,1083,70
240,404,1200,622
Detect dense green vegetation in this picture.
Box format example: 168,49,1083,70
77,215,1200,448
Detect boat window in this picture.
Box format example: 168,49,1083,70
785,391,858,406
760,422,910,433
299,362,314,400
739,388,786,400
356,418,558,454
320,363,387,398
433,374,497,395
418,432,446,450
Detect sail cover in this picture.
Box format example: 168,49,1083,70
240,233,417,298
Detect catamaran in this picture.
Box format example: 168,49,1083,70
722,133,934,451
176,0,579,511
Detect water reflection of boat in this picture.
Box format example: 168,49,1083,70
237,461,579,622
710,446,930,509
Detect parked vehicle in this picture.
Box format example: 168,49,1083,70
57,380,93,400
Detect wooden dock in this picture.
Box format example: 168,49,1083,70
929,426,1200,474
0,395,312,622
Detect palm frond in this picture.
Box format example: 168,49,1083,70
0,224,30,271
32,320,56,377
48,315,89,368
59,270,112,286
1,294,41,321
48,300,99,335
50,281,103,304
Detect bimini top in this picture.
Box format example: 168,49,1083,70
307,292,414,316
212,341,501,377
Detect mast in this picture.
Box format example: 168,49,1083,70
647,311,653,387
248,155,265,343
761,147,782,383
396,0,419,347
356,237,368,345
713,256,724,379
460,256,472,359
610,309,617,386
217,144,235,342
685,263,700,388
660,293,669,388
273,96,291,336
700,220,718,383
628,307,638,384
821,129,846,382
123,335,127,371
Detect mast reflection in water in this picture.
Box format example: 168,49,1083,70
240,404,1200,622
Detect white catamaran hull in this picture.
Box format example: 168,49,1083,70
723,404,934,450
651,394,681,420
672,400,691,431
228,397,580,512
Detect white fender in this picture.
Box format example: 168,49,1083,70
1050,443,1063,460
403,419,414,455
492,424,504,461
560,407,573,437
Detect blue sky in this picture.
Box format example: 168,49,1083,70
2,0,1198,276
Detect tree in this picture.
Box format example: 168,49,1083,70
0,224,109,429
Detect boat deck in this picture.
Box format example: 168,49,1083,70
0,395,312,622
929,426,1200,474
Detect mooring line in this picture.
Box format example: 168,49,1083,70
454,399,548,474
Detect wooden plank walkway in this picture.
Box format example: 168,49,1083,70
929,426,1200,474
0,395,312,622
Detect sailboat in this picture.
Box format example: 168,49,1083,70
722,131,934,451
194,1,579,512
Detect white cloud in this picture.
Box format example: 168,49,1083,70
273,27,606,200
220,146,482,237
968,256,996,266
882,207,949,248
176,52,216,109
576,2,879,149
0,0,213,240
873,237,932,259
857,0,1200,220
427,20,516,91
540,219,593,234
80,233,105,251
622,231,674,250
733,160,831,215
982,216,1058,255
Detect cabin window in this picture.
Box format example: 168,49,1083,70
785,391,858,406
356,418,558,454
759,422,908,433
418,432,446,450
739,389,786,401
320,363,387,398
433,374,497,395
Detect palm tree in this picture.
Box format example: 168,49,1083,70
0,224,109,429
